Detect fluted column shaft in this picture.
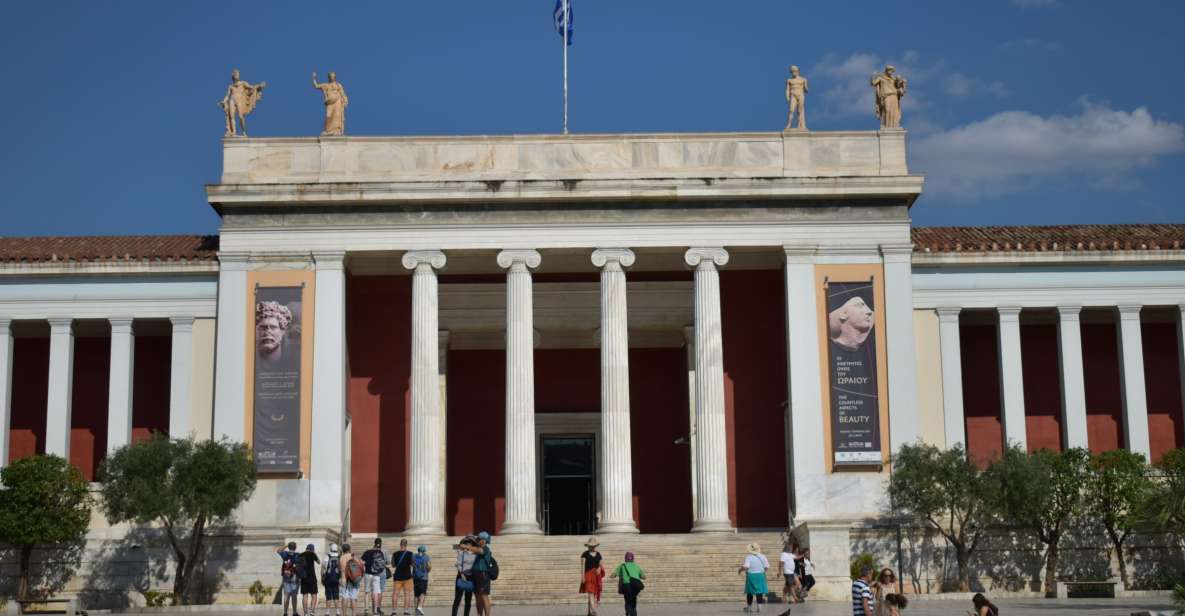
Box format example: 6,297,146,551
404,250,448,535
1056,306,1089,449
498,249,543,534
593,249,639,533
685,247,733,532
106,318,135,454
997,307,1027,451
0,320,13,469
45,318,75,459
1116,305,1151,458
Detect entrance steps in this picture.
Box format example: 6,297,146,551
388,532,789,607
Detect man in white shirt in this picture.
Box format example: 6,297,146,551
777,544,801,607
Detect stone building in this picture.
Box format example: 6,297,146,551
0,130,1182,603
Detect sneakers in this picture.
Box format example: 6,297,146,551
416,609,425,616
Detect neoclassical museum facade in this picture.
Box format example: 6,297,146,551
1,130,1183,599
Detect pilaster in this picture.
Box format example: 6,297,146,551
882,243,920,452
213,252,250,442
311,251,348,526
784,246,826,521
168,317,195,439
0,320,12,468
936,307,965,449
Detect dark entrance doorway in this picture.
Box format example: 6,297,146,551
541,435,596,535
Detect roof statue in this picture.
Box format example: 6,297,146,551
784,65,808,131
219,69,266,138
312,71,348,136
870,65,907,129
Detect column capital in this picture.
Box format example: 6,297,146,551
1117,304,1144,319
935,306,962,321
108,318,135,334
169,316,196,332
402,250,447,272
313,250,347,270
497,249,541,271
684,247,729,269
48,318,73,333
591,248,636,270
217,251,251,271
880,243,915,262
782,245,818,264
0,318,11,335
997,306,1023,321
1056,305,1083,320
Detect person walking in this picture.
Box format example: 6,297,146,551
579,536,605,616
969,593,999,616
800,549,816,598
278,542,302,616
872,568,898,616
390,539,415,616
341,543,364,616
361,538,388,615
777,543,801,606
413,545,432,616
738,542,769,613
608,551,646,616
468,531,495,616
322,544,343,616
299,544,322,616
452,536,476,616
852,566,875,616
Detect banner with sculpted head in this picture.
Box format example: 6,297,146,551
825,279,882,466
253,286,303,472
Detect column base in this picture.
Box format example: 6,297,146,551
691,519,735,533
402,524,447,537
597,520,640,534
498,521,543,535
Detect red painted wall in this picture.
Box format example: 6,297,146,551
8,338,48,461
446,349,506,536
721,270,789,528
69,337,110,480
1020,323,1063,452
628,347,692,533
1082,321,1124,453
535,349,599,413
346,274,412,534
1142,322,1184,463
132,335,171,443
961,323,1004,466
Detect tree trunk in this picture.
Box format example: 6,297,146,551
18,544,33,600
172,552,188,606
955,545,970,592
178,517,206,606
1107,528,1129,587
1043,539,1060,596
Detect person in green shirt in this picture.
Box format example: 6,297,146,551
609,552,646,616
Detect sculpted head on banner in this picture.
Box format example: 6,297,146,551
828,296,874,351
255,300,293,361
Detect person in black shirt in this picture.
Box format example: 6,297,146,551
299,544,322,616
361,538,387,615
579,537,604,616
390,538,415,616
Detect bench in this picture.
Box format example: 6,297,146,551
1054,577,1124,598
6,598,79,616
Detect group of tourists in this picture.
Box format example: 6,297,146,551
851,566,909,616
575,537,647,616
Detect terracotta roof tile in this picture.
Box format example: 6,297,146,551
911,224,1185,253
0,235,219,264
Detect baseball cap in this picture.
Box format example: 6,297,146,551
306,543,316,551
477,531,491,543
417,545,427,553
374,538,382,547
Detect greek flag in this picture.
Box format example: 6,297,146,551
553,0,573,45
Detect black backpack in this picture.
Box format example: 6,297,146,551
324,557,341,585
295,556,310,581
487,555,500,581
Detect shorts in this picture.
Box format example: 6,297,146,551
413,578,428,597
367,574,386,594
393,578,413,594
341,582,360,600
470,571,491,595
283,580,299,596
323,584,340,600
301,577,319,595
783,574,798,590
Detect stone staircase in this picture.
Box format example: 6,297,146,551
376,532,790,608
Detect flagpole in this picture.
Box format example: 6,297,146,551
562,0,569,134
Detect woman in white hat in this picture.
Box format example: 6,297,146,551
579,536,605,616
737,542,769,612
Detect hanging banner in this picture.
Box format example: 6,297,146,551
252,285,303,472
825,278,882,466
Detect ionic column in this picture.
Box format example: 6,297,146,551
403,250,448,535
45,318,75,459
168,317,195,439
0,319,13,468
683,325,698,527
996,307,1027,451
882,244,921,451
311,251,348,526
438,330,450,532
497,249,543,535
936,308,965,449
1056,306,1089,450
1178,305,1185,450
213,252,249,442
784,247,825,521
1116,305,1151,458
592,248,639,533
685,247,732,532
106,318,135,454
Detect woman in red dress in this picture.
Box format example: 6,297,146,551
579,537,605,616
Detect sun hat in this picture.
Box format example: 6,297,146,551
584,536,600,548
417,545,427,553
624,551,635,562
747,542,761,554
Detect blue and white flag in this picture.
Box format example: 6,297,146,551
553,0,573,45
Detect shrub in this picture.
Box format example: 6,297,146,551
850,553,879,580
249,580,273,605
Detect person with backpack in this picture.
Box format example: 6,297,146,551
340,543,364,616
467,531,496,616
389,539,416,616
412,545,431,616
299,543,322,616
609,551,646,616
452,536,477,616
277,542,302,616
322,543,343,616
361,538,388,615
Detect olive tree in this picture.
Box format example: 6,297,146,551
99,436,256,604
888,443,994,591
1137,447,1185,535
0,455,92,600
1084,449,1152,586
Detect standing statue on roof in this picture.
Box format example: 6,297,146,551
870,65,907,129
219,69,266,137
311,71,349,136
784,65,808,131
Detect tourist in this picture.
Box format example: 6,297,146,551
738,542,769,613
361,538,388,615
969,593,999,616
852,566,875,616
777,543,801,606
299,543,322,616
390,539,415,616
322,543,342,616
608,551,646,616
341,543,364,616
413,545,432,616
800,549,816,597
579,536,605,616
468,531,495,616
452,536,476,616
872,568,898,616
278,542,302,616
883,593,908,616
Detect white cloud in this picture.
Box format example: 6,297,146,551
912,101,1185,200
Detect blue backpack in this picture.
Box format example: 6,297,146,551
413,554,430,580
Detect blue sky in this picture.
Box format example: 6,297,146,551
1,0,1183,236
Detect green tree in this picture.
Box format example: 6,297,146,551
0,455,92,600
99,436,256,605
1084,449,1152,586
985,445,1091,596
1136,448,1185,535
888,443,993,591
